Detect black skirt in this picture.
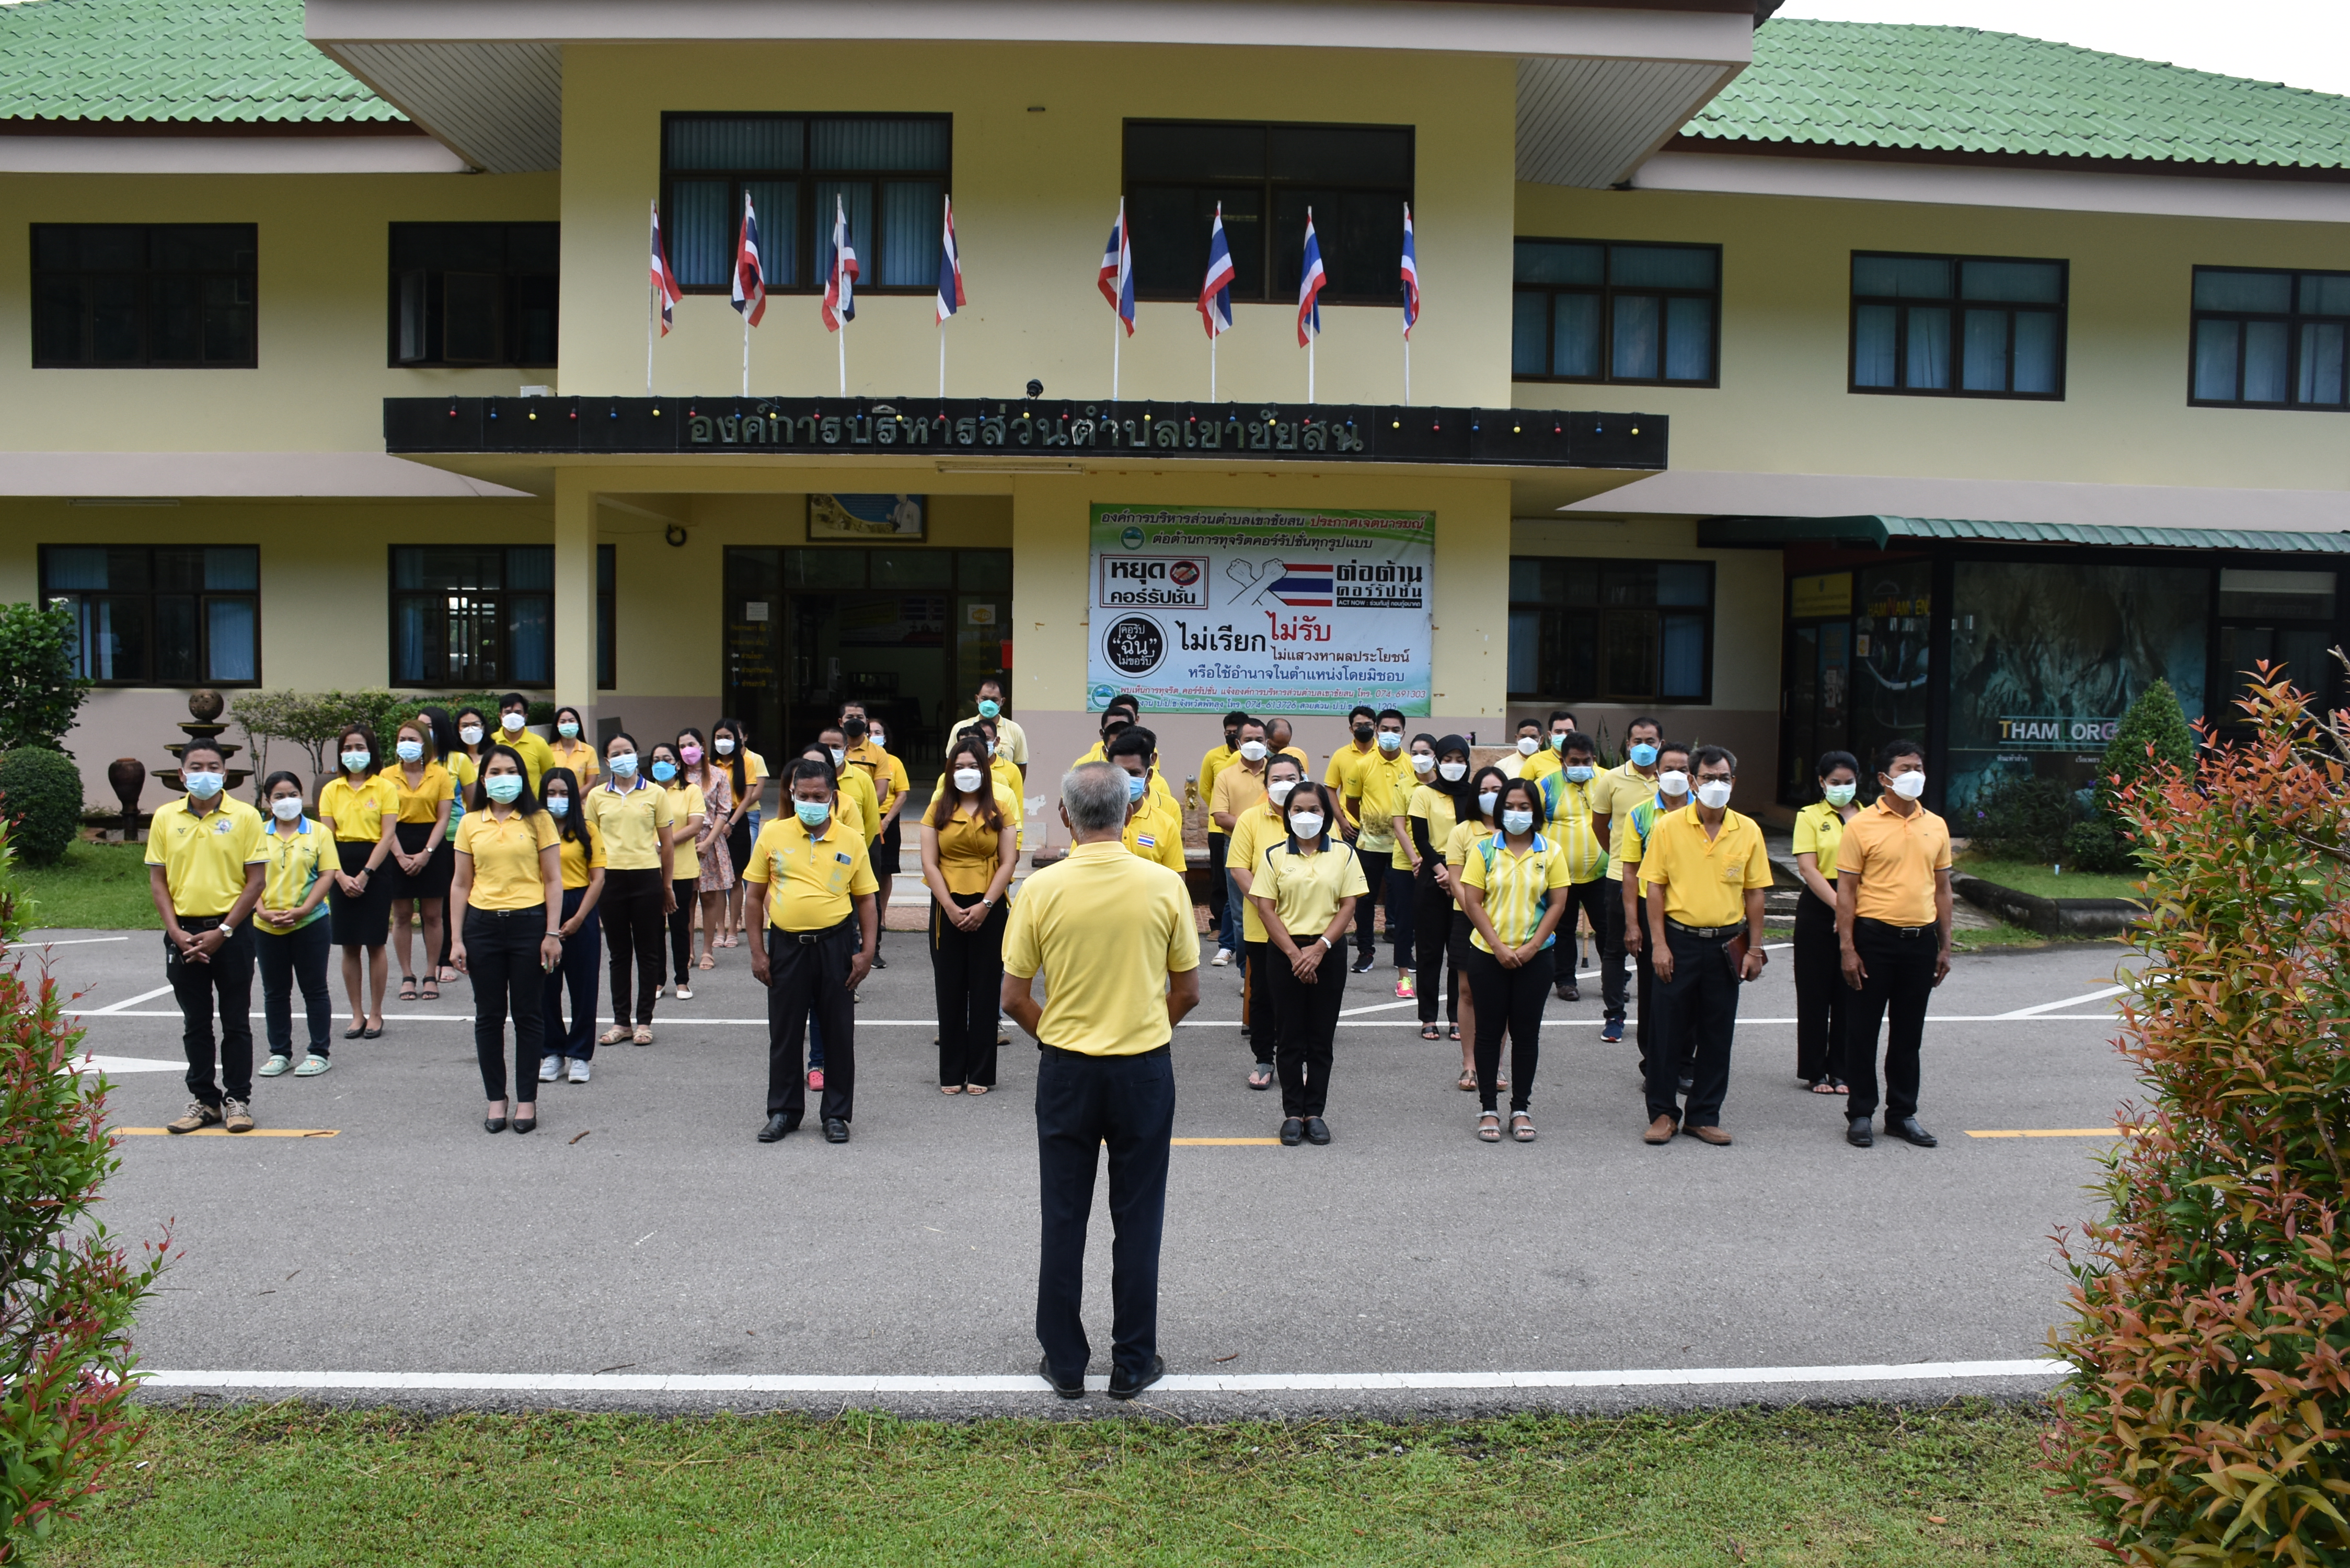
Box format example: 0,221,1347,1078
384,820,454,901
726,815,753,874
329,838,393,948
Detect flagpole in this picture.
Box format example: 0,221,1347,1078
1210,336,1217,403
647,275,656,397
839,316,848,398
1403,339,1411,407
1112,317,1121,402
1308,340,1315,405
939,326,947,399
741,310,750,397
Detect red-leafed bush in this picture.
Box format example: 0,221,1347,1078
2048,665,2350,1565
0,816,171,1563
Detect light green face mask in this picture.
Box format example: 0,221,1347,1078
1823,782,1857,806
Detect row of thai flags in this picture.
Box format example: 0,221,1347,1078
648,192,1423,401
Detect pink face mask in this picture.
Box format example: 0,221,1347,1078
681,745,703,765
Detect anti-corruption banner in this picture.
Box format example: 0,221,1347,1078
1086,503,1434,714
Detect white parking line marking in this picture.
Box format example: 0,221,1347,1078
1995,984,2128,1019
83,984,177,1016
25,935,132,946
73,1011,2126,1027
71,1054,186,1075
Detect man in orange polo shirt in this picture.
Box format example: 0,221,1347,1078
1835,739,1953,1149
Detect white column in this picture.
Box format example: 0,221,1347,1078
552,469,599,724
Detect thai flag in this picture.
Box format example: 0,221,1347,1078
1270,562,1334,606
730,192,765,326
1400,202,1420,339
1296,207,1326,347
822,194,859,331
935,193,964,325
1197,202,1234,340
1099,199,1135,337
650,200,681,335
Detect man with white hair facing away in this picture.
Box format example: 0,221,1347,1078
1003,762,1201,1401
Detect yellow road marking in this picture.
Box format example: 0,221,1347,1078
1965,1128,2135,1139
117,1127,339,1138
1173,1137,1283,1146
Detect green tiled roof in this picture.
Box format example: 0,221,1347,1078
1686,18,2350,171
1697,515,2350,555
0,0,402,125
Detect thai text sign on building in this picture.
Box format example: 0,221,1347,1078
1087,504,1434,715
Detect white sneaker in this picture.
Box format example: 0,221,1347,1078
1212,949,1232,966
673,983,694,1000
568,1057,591,1084
538,1054,561,1082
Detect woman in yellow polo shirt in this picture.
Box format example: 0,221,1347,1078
547,704,601,789
1249,781,1369,1147
318,723,400,1040
1791,748,1861,1094
1439,764,1508,1092
584,730,677,1046
423,705,474,984
450,746,563,1134
384,719,456,1005
1457,776,1572,1143
1406,735,1476,1050
252,770,338,1080
536,768,605,1086
650,741,707,1001
919,735,1018,1094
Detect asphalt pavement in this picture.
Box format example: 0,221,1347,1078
30,922,2139,1418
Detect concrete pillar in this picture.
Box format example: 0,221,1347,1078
552,469,598,723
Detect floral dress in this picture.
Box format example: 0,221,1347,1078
695,767,735,892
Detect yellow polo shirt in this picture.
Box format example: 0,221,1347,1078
928,789,1018,896
1003,839,1197,1056
931,759,1024,829
583,778,677,872
455,808,560,911
1836,798,1952,927
1383,765,1435,869
1639,805,1773,929
145,796,266,918
1590,762,1657,882
1792,800,1852,884
257,817,335,927
948,713,1028,769
834,763,882,847
318,774,399,843
848,743,910,817
1323,742,1384,824
1224,798,1292,944
557,822,606,891
547,737,600,786
664,781,707,882
500,727,557,791
1209,760,1269,825
1123,787,1187,873
1357,753,1416,857
1197,741,1240,812
741,814,877,931
389,762,456,826
1460,832,1574,954
1254,840,1370,942
1538,773,1609,883
1444,817,1494,875
1407,783,1461,874
1523,747,1564,787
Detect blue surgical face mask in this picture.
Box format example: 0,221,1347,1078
1565,764,1595,784
1629,743,1660,768
977,699,1000,719
1125,773,1148,803
185,771,224,800
340,750,371,773
651,760,677,783
1376,731,1401,753
794,798,831,828
396,740,424,764
1502,808,1536,835
546,795,570,817
558,720,579,739
608,753,638,778
485,774,523,804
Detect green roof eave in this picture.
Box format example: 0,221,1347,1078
1696,515,2350,554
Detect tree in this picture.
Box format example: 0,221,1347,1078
0,818,172,1562
0,603,90,755
2048,664,2350,1564
2064,679,2203,873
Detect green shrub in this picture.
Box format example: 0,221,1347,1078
1962,773,2076,862
2065,678,2200,874
0,748,84,867
0,602,90,754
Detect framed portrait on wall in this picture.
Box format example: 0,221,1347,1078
809,493,926,541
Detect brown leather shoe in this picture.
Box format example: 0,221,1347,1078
1684,1123,1733,1146
1643,1114,1678,1145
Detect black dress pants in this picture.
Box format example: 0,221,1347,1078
1243,939,1278,1066
764,919,856,1124
1555,880,1611,995
166,916,254,1107
1844,920,1938,1123
1351,873,1377,957
1626,892,1680,1075
1465,944,1553,1113
1034,1043,1175,1388
1598,885,1631,1022
255,917,331,1058
1268,949,1346,1118
931,891,1006,1087
1384,866,1416,969
464,905,546,1101
1792,891,1849,1085
667,874,698,982
600,867,666,1025
1412,874,1461,1025
1646,926,1742,1129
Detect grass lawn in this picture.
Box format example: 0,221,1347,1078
15,840,160,930
1951,855,2143,902
32,1402,2100,1567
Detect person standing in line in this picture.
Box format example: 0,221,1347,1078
583,731,675,1047
1496,717,1545,781
1250,780,1367,1146
790,744,859,1091
439,706,490,982
1207,717,1270,967
149,739,268,1134
920,735,1018,1095
1541,732,1613,1004
1836,741,1953,1150
947,678,1030,782
940,718,1026,844
252,770,338,1080
1197,709,1249,961
650,741,706,1001
1003,762,1201,1401
1615,742,1693,1086
1226,753,1303,1091
1792,751,1861,1096
1107,727,1186,873
1406,736,1477,1051
817,725,881,853
1518,710,1576,788
417,705,467,987
1381,732,1438,997
1458,776,1572,1144
842,711,907,969
1352,709,1415,994
1262,716,1310,775
547,704,600,790
1440,765,1508,1091
318,724,399,1040
745,757,879,1145
535,768,604,1086
495,692,557,792
1588,715,1664,1046
677,727,734,974
1639,746,1772,1147
448,746,563,1134
385,719,456,1005
1323,705,1385,975
711,717,755,949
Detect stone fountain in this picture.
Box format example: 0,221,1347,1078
153,689,251,796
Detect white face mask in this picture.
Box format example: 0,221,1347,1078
1696,779,1734,810
1657,769,1690,799
395,740,424,764
1437,761,1467,781
715,737,735,755
1411,753,1434,776
1238,740,1267,763
1477,790,1499,815
459,725,484,746
1501,808,1535,835
270,795,303,822
1268,779,1298,805
1890,770,1929,800
1823,782,1857,806
1516,736,1539,756
501,712,525,732
1376,731,1401,753
1289,812,1325,840
828,747,845,767
952,767,985,792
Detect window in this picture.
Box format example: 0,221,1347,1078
597,544,616,691
2216,568,2339,716
1512,239,1719,384
2190,268,2349,410
1123,121,1413,305
41,545,259,685
1850,252,2066,398
31,224,255,367
390,546,554,688
1506,557,1714,704
388,224,559,367
661,114,950,295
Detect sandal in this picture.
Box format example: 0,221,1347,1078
397,976,419,1001
1476,1112,1502,1143
420,979,439,1001
1420,1023,1443,1041
941,1084,965,1094
1456,1067,1477,1092
966,1085,989,1096
1447,1024,1462,1042
437,965,459,984
699,953,716,971
1511,1112,1536,1143
1246,1064,1274,1091
598,1025,631,1046
632,1024,653,1046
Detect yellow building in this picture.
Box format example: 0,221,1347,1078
3,1,2345,821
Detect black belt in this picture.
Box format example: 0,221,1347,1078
1858,917,1934,938
1041,1042,1170,1062
776,916,853,945
1665,919,1741,940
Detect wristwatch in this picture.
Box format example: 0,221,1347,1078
1316,935,1332,950
217,921,236,938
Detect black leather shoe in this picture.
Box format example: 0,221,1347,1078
1278,1118,1305,1146
1556,982,1580,1002
757,1113,796,1143
1107,1354,1166,1401
1303,1116,1331,1145
512,1116,536,1136
824,1117,850,1143
483,1116,506,1134
1887,1116,1939,1148
1039,1355,1084,1400
1846,1115,1874,1148
1350,951,1376,973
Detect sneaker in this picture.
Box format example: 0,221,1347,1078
1350,951,1377,974
294,1053,332,1077
1212,949,1232,967
809,1067,825,1092
257,1054,293,1078
1600,1018,1625,1044
1393,973,1415,999
538,1054,561,1083
568,1057,591,1084
165,1100,221,1134
221,1098,255,1134
673,983,694,1000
